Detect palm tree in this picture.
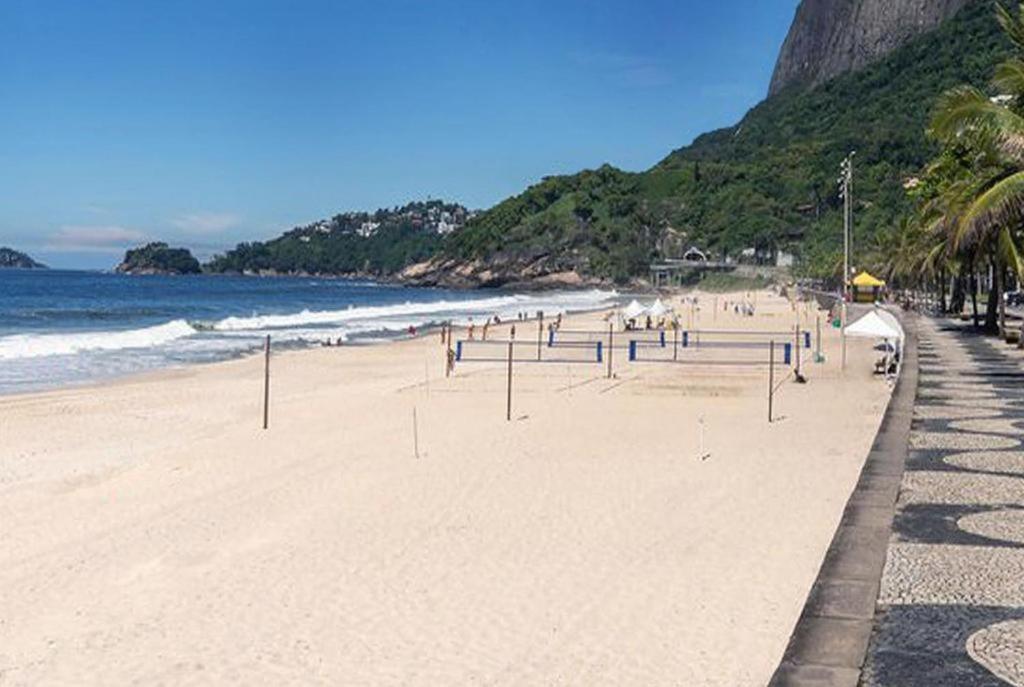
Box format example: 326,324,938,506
926,1,1024,332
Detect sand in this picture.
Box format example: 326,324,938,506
0,290,891,686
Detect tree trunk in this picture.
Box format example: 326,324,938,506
939,268,947,313
950,271,966,315
971,271,980,329
999,267,1007,337
985,258,1001,334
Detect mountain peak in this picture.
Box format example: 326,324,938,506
769,0,975,96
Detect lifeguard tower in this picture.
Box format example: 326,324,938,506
852,271,886,304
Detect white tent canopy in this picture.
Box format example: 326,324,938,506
845,311,902,341
648,298,672,318
622,300,647,320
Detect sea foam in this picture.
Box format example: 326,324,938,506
0,319,197,360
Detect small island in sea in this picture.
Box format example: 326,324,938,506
116,242,202,275
0,247,46,269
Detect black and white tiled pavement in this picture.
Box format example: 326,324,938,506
860,318,1024,686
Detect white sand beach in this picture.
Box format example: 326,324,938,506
0,290,891,686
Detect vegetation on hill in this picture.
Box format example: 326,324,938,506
866,1,1024,333
117,242,201,275
0,247,46,269
443,0,1008,282
205,201,469,276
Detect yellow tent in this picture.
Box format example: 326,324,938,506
852,272,886,288
852,272,886,302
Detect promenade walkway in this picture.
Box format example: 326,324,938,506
861,317,1024,686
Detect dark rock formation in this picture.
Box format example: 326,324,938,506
0,247,46,269
769,0,975,96
116,242,201,275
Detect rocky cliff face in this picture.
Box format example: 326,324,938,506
769,0,975,96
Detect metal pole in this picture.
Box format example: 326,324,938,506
844,161,850,303
816,314,822,362
607,322,613,379
537,312,543,362
262,334,271,430
673,326,678,361
843,155,851,276
841,302,848,371
768,340,774,424
795,324,801,376
446,323,453,378
506,340,514,421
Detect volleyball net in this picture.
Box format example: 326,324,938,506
453,327,810,369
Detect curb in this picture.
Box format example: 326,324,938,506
768,313,919,687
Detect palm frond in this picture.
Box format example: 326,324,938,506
930,86,1024,146
994,58,1024,96
997,2,1024,54
956,171,1024,249
998,225,1024,278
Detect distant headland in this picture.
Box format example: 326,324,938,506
116,242,201,275
0,247,47,269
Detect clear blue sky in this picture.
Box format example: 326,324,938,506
0,0,799,269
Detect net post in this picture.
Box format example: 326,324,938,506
816,314,822,362
537,311,543,362
446,323,453,378
506,340,514,422
262,334,271,430
768,339,774,424
795,324,801,377
607,322,613,379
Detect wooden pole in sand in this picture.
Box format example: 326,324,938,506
795,324,801,377
816,314,822,362
537,311,544,362
445,322,453,378
768,340,774,424
607,322,614,379
262,334,271,430
506,340,514,421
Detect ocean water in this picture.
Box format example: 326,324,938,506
0,270,617,395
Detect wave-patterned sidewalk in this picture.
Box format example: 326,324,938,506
860,318,1024,686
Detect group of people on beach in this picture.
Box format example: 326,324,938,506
625,315,669,331
723,299,756,317
465,311,557,341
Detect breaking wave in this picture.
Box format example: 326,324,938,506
0,320,197,360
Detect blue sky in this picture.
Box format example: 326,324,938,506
0,0,799,269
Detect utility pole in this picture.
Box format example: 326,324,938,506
839,151,856,372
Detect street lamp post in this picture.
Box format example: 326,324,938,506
839,151,856,372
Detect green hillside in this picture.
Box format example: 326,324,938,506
444,0,1008,281
206,201,468,276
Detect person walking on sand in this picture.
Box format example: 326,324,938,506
468,318,475,341
482,320,490,341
